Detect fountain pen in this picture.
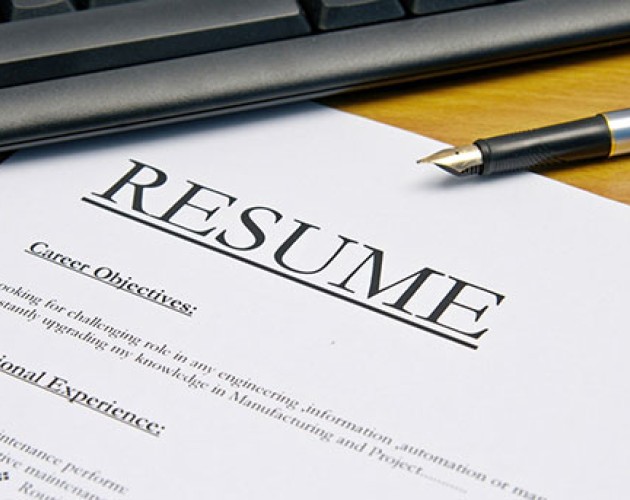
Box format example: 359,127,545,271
419,109,630,176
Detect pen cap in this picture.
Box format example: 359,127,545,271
475,115,611,175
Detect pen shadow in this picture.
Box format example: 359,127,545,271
422,169,527,190
421,154,629,190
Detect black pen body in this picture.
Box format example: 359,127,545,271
475,114,612,175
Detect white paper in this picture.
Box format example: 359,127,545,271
0,103,628,500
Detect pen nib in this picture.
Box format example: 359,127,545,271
418,144,483,176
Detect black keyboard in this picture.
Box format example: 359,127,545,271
0,0,629,153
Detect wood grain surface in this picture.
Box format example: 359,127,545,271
323,44,630,205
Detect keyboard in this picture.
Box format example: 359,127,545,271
0,0,629,153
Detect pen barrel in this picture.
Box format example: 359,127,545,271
475,115,611,175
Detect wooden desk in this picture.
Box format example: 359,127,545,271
323,45,630,205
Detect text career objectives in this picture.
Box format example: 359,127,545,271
28,242,197,316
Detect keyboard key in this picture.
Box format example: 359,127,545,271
402,0,498,16
0,0,311,88
0,0,75,21
302,0,405,30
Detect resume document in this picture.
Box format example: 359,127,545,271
0,104,628,499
